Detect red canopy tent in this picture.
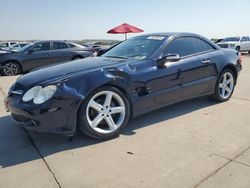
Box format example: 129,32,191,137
107,23,144,40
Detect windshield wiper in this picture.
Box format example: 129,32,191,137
105,55,129,59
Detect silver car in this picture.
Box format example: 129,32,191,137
0,42,19,50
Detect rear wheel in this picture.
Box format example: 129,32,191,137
78,86,130,139
211,69,235,102
2,61,21,76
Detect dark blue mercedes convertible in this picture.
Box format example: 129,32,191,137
5,33,242,139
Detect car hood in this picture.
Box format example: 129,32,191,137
17,56,139,87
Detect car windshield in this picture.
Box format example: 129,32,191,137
222,37,240,42
19,43,34,52
102,36,166,60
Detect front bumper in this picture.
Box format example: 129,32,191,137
5,92,81,135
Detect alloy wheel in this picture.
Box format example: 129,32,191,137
219,72,234,99
3,63,19,76
86,91,126,134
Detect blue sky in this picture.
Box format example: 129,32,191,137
0,0,249,40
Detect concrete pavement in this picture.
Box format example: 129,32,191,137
0,55,250,188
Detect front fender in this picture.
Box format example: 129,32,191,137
60,66,133,133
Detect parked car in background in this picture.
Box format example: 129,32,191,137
214,38,223,44
0,41,94,76
95,45,112,56
0,42,19,50
96,43,121,56
211,38,223,44
6,42,31,51
217,36,250,53
5,33,242,139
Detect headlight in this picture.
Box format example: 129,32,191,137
33,85,57,104
22,86,43,102
22,85,57,104
229,44,235,47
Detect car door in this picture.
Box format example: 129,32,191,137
50,41,72,64
245,37,250,50
240,37,247,51
22,42,53,71
240,37,250,51
154,37,217,106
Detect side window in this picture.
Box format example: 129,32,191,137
241,37,247,42
246,37,250,41
31,42,50,52
163,38,195,57
163,37,214,57
53,42,68,50
198,39,215,51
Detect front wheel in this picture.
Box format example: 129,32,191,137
2,61,21,76
78,86,131,139
211,69,235,102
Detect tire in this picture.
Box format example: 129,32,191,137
2,61,22,76
211,69,236,102
72,56,83,60
78,86,131,140
248,50,250,54
236,46,240,52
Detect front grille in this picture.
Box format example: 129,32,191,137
9,83,25,98
13,83,25,91
218,44,229,48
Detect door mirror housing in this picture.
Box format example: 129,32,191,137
156,54,180,67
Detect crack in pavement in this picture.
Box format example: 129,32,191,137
213,153,250,168
0,84,62,188
24,129,62,188
193,145,250,188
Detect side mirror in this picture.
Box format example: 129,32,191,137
156,54,180,67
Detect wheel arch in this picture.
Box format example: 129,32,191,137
105,83,134,116
75,82,134,129
74,82,133,137
221,64,238,82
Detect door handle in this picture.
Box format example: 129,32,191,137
202,59,211,65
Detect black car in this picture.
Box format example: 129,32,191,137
5,33,242,139
0,41,94,76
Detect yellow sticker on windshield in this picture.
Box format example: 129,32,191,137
147,36,165,40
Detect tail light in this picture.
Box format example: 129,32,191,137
237,52,242,65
